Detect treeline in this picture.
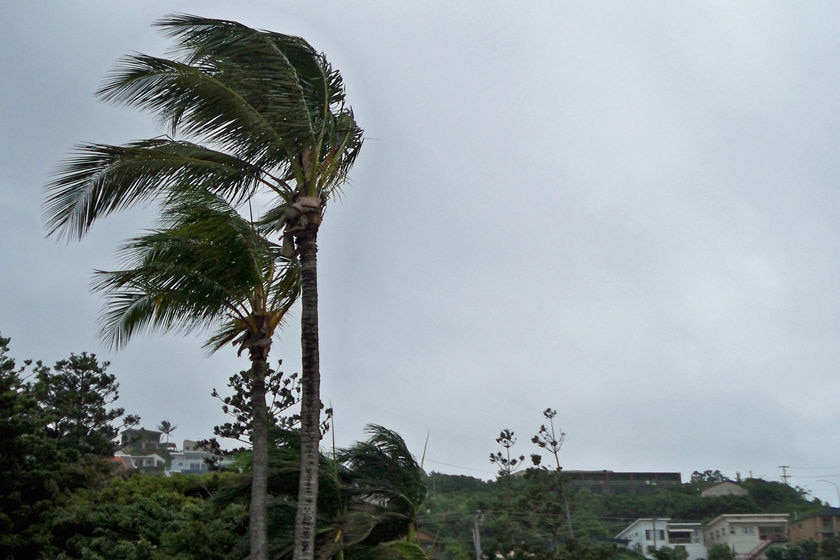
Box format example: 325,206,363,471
2,332,830,560
418,470,826,560
0,335,427,559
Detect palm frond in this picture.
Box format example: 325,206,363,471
315,109,364,198
340,425,427,517
152,14,326,153
155,14,362,199
98,52,311,163
45,14,364,242
92,192,298,351
156,14,332,120
44,139,269,239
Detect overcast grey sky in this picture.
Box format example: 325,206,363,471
3,1,840,505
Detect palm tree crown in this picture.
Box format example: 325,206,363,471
91,191,298,355
44,14,362,241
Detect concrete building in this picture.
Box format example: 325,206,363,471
128,452,166,473
563,470,682,495
703,513,788,558
788,510,840,544
616,518,706,560
120,428,163,452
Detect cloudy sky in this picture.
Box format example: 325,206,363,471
4,1,840,504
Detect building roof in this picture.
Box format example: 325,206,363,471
705,513,789,527
700,481,749,497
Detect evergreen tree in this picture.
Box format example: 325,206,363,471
32,352,138,458
0,335,138,557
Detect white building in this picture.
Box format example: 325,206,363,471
703,514,788,558
701,481,749,498
616,518,706,560
169,440,234,474
169,450,213,474
129,452,166,472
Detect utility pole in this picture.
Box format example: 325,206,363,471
779,465,791,485
472,510,483,560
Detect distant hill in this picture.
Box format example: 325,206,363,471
418,470,826,559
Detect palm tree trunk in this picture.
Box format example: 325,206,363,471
294,223,321,560
250,353,270,560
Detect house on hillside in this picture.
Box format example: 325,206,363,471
121,428,163,452
110,453,134,471
115,431,234,475
168,440,234,474
130,453,166,473
169,450,211,474
563,470,682,495
788,509,840,544
616,518,706,560
701,481,749,498
703,513,788,559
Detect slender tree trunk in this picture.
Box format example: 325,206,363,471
294,222,321,560
250,351,270,560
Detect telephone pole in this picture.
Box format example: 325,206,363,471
472,510,483,560
779,465,791,485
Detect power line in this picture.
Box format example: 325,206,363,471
779,465,790,485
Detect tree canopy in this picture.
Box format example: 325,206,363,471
44,14,363,560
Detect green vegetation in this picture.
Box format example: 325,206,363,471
3,330,836,560
419,470,826,560
766,537,840,560
0,332,427,559
0,334,138,557
44,14,363,560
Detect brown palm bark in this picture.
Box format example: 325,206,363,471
293,221,321,560
249,345,271,560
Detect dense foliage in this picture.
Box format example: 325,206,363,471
3,334,833,560
766,537,840,560
0,335,138,557
1,337,426,559
419,471,826,560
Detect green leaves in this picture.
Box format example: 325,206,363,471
44,138,268,240
341,424,428,515
44,14,363,243
91,192,299,352
42,16,364,560
0,337,140,557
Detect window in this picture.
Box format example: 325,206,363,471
744,527,755,535
668,531,692,544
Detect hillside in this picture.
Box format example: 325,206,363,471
418,470,825,560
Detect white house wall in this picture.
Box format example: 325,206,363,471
616,519,705,560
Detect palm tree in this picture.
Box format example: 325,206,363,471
91,191,299,559
157,420,177,445
211,425,429,560
43,15,362,560
340,425,428,544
